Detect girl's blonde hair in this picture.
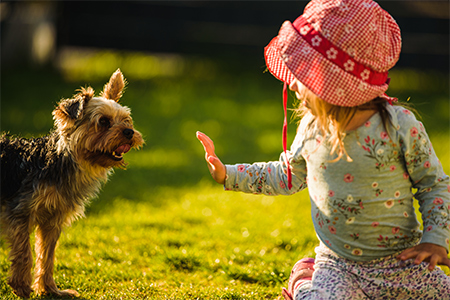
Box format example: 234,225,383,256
293,86,396,162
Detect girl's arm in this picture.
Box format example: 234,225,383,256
395,109,450,270
197,131,307,196
224,152,307,196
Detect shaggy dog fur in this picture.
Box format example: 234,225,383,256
0,69,144,298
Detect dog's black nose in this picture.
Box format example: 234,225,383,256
123,129,134,139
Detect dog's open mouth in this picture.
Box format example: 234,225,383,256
109,144,131,161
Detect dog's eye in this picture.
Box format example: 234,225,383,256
99,117,111,128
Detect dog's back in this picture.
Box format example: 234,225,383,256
1,134,35,203
1,133,81,202
0,134,57,204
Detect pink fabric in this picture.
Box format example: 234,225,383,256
292,16,389,86
283,258,316,300
264,0,401,107
293,245,450,299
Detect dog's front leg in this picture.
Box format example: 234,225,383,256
6,217,34,298
32,222,79,297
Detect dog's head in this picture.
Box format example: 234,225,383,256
53,69,144,169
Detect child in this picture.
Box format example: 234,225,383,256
197,0,450,299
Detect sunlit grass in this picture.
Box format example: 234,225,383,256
1,56,448,299
1,170,448,298
0,182,316,299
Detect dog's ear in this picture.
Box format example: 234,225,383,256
101,69,126,102
53,87,94,133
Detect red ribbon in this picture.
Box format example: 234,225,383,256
283,82,292,190
292,16,389,86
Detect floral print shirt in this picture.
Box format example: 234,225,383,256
224,105,450,261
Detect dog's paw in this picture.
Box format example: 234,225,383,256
33,283,80,298
11,285,33,299
54,289,80,298
9,279,33,299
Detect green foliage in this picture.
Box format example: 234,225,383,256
0,59,448,299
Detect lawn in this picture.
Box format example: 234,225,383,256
1,51,449,299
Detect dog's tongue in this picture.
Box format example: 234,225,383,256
115,144,131,155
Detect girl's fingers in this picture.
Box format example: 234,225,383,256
414,250,433,265
397,244,450,271
196,131,212,145
197,131,226,184
428,255,439,271
397,248,417,261
442,257,450,268
196,131,215,156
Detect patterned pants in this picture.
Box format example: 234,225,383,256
295,244,450,300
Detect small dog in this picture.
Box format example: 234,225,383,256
0,69,144,298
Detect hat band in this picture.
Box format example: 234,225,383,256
292,16,389,86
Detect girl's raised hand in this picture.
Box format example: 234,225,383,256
196,131,226,184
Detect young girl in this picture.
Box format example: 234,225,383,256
197,0,450,299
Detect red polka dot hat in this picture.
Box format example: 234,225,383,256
264,0,402,107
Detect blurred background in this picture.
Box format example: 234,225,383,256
1,1,449,210
1,3,449,296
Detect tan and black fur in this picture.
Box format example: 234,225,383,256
0,69,144,298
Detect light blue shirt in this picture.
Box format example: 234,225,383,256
225,105,450,261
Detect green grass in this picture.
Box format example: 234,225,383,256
1,53,449,299
0,183,316,299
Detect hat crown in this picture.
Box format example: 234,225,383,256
302,0,401,72
264,0,401,106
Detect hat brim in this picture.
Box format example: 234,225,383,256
264,36,296,86
264,21,389,107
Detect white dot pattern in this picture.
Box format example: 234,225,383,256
264,0,401,107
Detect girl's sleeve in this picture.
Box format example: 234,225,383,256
224,137,308,196
398,109,450,251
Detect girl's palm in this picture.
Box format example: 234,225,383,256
196,131,226,184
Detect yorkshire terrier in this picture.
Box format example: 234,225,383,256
0,69,144,298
